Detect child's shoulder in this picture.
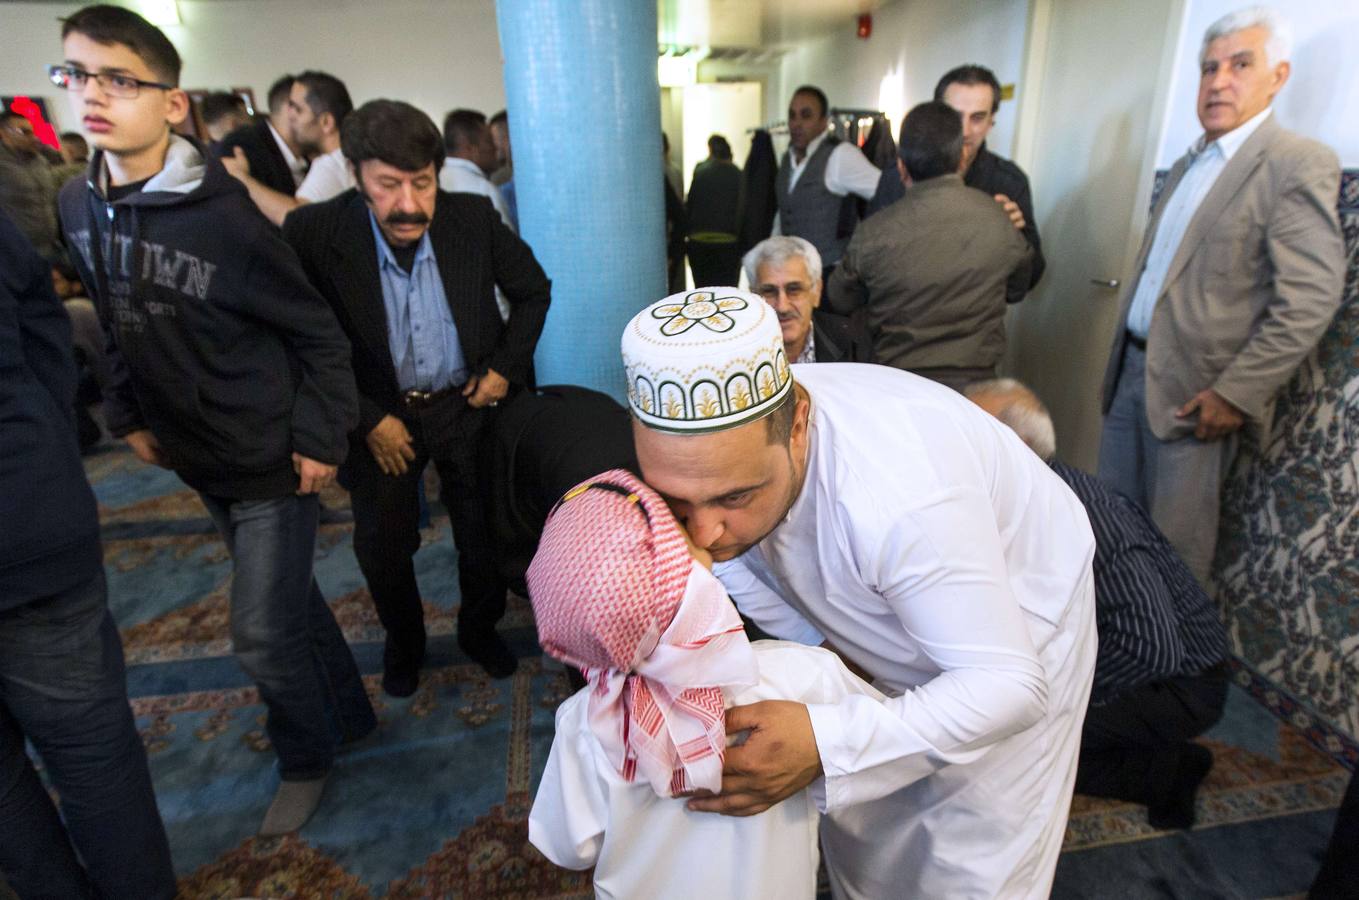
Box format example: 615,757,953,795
732,640,874,706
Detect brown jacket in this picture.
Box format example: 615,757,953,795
826,174,1031,373
1101,115,1344,440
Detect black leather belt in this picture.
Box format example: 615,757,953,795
401,385,460,409
1125,332,1148,351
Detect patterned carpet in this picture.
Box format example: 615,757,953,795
74,443,1352,898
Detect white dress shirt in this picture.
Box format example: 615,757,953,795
295,146,355,204
266,121,306,188
439,156,515,231
1126,107,1273,337
772,129,881,235
714,363,1098,899
438,156,515,322
529,642,884,900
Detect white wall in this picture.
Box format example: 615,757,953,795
3,0,506,133
1156,1,1359,167
773,0,1031,158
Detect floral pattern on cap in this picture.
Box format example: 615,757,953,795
622,288,793,433
652,291,749,336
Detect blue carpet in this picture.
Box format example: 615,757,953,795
74,444,1350,898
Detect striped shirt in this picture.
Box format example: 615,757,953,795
1051,460,1227,704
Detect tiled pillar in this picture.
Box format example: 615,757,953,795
497,0,666,401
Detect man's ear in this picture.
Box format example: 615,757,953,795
1269,60,1291,99
792,390,811,442
897,157,911,188
165,88,191,128
320,111,336,135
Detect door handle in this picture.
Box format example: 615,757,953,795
1090,278,1120,288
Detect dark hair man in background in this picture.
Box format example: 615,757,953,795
439,108,513,229
828,100,1030,391
773,84,879,277
868,64,1045,293
214,73,306,197
222,69,353,224
685,133,744,287
199,90,250,143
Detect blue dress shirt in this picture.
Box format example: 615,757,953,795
369,212,468,392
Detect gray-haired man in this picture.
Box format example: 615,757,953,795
1097,6,1344,583
742,235,871,365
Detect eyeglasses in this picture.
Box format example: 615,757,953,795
47,64,173,99
756,282,811,302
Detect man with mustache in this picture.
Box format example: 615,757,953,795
743,235,871,364
283,100,551,690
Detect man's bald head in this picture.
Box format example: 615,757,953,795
964,378,1056,461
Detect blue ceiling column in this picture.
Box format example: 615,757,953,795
496,0,667,402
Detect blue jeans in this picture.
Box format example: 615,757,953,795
0,570,175,900
199,493,375,780
1097,343,1238,585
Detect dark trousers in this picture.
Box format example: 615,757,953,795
347,397,506,665
199,492,376,780
686,239,742,288
1076,666,1229,806
1311,767,1359,899
0,571,176,900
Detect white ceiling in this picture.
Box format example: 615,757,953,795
658,0,887,50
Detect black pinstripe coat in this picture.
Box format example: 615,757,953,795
282,188,551,441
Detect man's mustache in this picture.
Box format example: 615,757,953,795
385,211,429,226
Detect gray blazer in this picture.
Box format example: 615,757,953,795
1101,114,1344,441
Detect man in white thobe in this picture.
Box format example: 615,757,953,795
622,289,1098,898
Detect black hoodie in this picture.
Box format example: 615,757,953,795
58,136,358,499
0,210,102,608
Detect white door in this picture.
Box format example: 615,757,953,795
1004,0,1186,470
681,82,763,194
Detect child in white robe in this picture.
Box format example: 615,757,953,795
525,469,882,900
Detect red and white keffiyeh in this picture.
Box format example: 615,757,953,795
526,468,757,797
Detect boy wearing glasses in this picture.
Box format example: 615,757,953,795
54,5,375,836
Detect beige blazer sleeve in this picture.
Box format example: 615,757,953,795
1210,140,1345,420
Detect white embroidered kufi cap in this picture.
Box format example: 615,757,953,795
621,288,792,433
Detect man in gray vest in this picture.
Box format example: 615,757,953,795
774,85,879,278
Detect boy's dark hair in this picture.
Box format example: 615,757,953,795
266,75,295,115
707,134,732,161
934,64,1002,115
343,100,444,174
61,5,182,86
442,108,486,155
0,110,26,128
200,92,246,126
294,70,353,127
489,109,509,127
898,101,963,182
791,85,829,118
